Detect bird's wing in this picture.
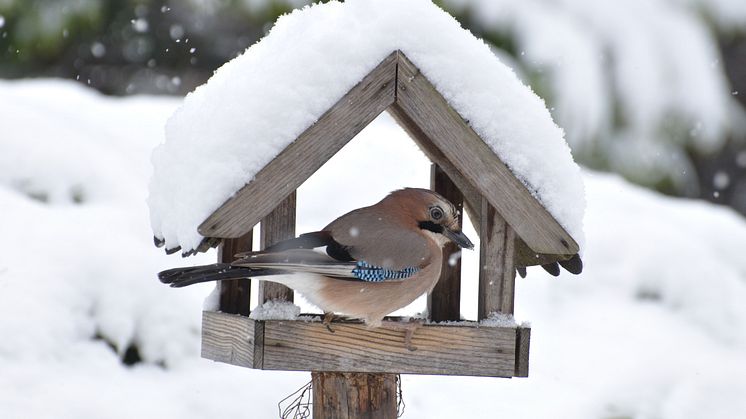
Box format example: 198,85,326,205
324,206,432,270
232,203,432,278
233,249,420,282
235,231,354,261
234,249,353,277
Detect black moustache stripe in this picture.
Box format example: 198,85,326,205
418,221,444,234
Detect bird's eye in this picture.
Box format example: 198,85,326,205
430,206,444,221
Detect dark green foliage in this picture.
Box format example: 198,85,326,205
0,0,295,94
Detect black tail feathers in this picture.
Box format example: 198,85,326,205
158,263,256,288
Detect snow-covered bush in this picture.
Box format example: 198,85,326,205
443,0,746,195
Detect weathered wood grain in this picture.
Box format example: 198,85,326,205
258,192,296,303
200,311,523,377
199,52,398,238
393,52,578,256
479,197,517,318
312,372,397,419
263,320,516,376
515,326,531,377
428,164,463,322
217,233,253,315
202,310,263,368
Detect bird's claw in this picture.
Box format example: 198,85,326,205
323,312,336,333
381,319,423,352
404,329,417,352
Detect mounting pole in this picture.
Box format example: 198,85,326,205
312,372,397,419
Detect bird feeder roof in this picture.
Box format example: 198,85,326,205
147,0,585,256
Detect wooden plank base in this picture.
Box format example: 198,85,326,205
201,311,529,377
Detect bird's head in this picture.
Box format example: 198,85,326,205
386,188,475,250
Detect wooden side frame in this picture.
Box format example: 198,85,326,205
202,311,530,378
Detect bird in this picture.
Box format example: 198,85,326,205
158,188,474,330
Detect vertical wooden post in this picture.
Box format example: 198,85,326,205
428,164,463,322
478,196,516,319
218,231,253,315
312,372,397,419
258,191,296,303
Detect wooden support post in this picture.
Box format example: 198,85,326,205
478,196,517,319
428,164,463,322
312,372,398,419
515,327,531,377
218,232,253,315
258,191,296,303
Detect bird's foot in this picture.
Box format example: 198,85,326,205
381,319,424,352
322,312,336,333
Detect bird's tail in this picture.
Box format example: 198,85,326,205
158,263,286,288
159,249,359,288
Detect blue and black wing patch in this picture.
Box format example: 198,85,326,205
351,261,420,282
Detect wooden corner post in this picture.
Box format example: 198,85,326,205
218,231,253,315
478,196,516,318
259,191,296,303
478,196,531,377
428,164,463,322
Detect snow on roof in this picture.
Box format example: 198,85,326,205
148,0,585,253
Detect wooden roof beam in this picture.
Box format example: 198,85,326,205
199,50,578,257
198,51,398,238
391,51,578,255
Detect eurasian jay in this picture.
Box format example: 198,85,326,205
158,188,474,328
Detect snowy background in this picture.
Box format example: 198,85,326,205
2,79,746,418
444,0,746,197
3,0,746,417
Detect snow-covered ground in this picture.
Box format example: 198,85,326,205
2,79,746,418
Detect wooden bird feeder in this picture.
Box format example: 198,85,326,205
191,51,580,416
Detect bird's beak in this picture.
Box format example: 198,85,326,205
444,227,474,250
